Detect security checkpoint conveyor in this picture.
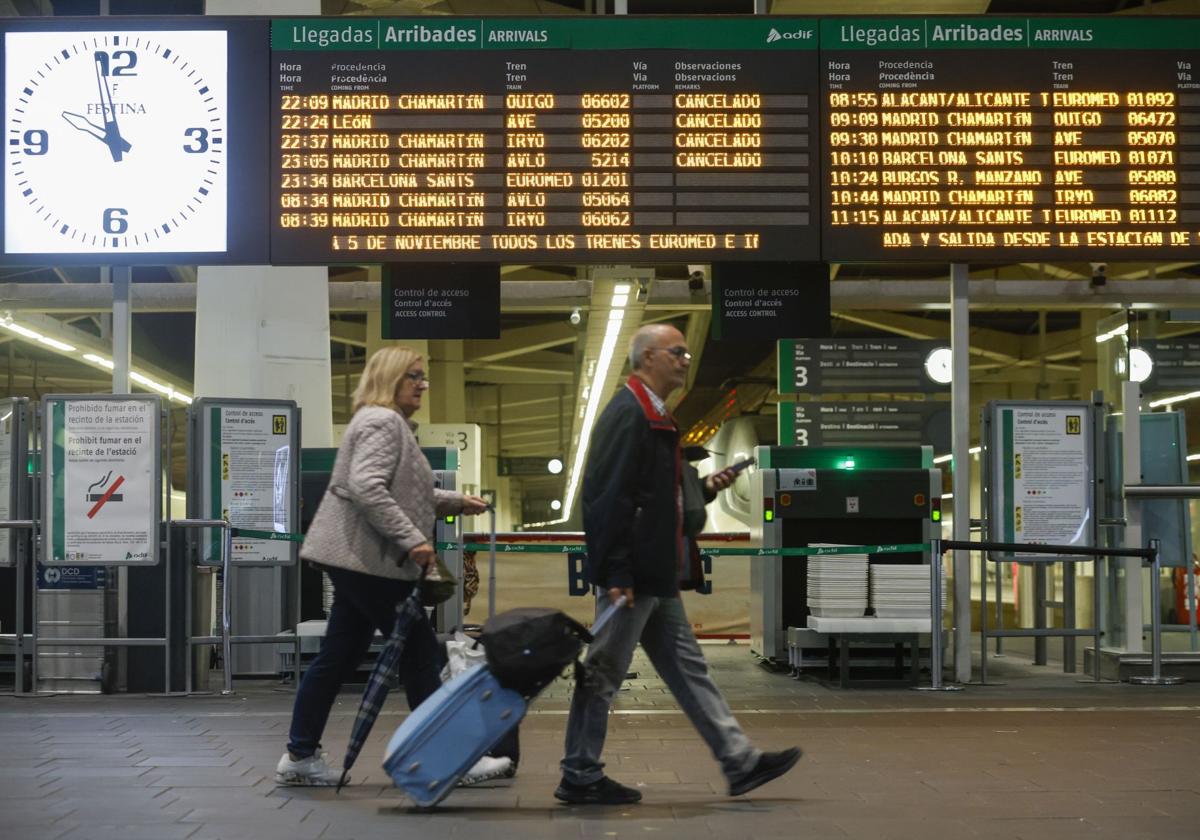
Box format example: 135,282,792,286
750,445,942,668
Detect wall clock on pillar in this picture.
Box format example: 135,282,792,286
4,30,228,256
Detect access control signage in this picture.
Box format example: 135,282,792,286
985,400,1095,559
270,17,820,263
711,262,828,340
383,264,500,338
194,399,300,566
7,15,1200,265
778,401,951,451
776,338,952,394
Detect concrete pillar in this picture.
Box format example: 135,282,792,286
200,0,326,677
428,340,466,424
1078,311,1101,399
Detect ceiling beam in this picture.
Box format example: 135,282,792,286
11,278,1200,313
465,322,577,363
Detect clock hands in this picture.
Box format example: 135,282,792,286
93,52,131,161
61,110,107,142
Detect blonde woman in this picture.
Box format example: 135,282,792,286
276,346,488,786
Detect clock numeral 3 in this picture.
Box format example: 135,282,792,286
95,50,138,77
183,127,209,153
22,129,48,156
103,208,129,235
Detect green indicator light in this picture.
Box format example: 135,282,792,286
837,458,856,470
764,510,774,522
932,511,941,522
446,515,456,524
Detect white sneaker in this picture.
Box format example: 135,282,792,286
274,751,343,787
458,755,515,787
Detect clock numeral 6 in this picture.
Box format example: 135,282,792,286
103,208,129,235
22,129,48,156
183,127,209,153
96,50,138,77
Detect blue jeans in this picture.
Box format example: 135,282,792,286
286,565,442,759
561,592,759,785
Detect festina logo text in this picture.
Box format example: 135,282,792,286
87,102,147,115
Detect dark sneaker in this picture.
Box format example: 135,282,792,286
554,775,643,805
728,747,802,796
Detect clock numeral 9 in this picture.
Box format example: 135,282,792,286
22,129,48,156
103,208,129,235
96,50,138,77
183,127,209,153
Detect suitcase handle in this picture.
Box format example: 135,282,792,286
487,504,497,619
589,595,627,639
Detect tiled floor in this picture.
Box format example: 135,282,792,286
2,645,1199,840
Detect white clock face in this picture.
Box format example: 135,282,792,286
5,30,228,255
924,347,953,385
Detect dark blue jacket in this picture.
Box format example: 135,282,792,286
581,377,688,597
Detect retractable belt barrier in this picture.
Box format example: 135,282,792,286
936,537,1180,687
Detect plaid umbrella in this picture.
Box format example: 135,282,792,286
337,580,427,791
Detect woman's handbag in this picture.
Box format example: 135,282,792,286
421,554,459,606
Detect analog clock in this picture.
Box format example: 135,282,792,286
4,30,228,255
924,346,953,385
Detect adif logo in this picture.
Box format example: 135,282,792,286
767,27,813,43
44,568,62,584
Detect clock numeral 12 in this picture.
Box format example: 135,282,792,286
103,208,129,234
95,50,138,77
22,129,48,155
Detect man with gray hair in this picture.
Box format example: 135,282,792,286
554,324,801,806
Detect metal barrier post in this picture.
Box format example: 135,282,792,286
170,518,231,695
1129,539,1183,686
0,520,35,694
221,523,234,695
916,539,962,692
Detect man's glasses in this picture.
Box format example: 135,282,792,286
654,346,692,361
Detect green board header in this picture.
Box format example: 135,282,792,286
819,16,1200,50
271,17,818,51
272,16,1200,52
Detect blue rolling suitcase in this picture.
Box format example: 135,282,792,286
382,664,525,808
383,595,625,807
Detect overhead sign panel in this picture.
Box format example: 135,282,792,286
269,17,821,263
819,16,1200,261
776,338,952,394
778,401,951,451
1135,338,1200,394
0,17,271,265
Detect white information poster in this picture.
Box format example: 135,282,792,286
0,399,15,567
415,423,481,493
991,403,1093,558
201,403,297,565
46,397,159,565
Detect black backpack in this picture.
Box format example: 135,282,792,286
482,607,592,697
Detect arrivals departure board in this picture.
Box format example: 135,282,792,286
269,18,819,263
820,17,1200,262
